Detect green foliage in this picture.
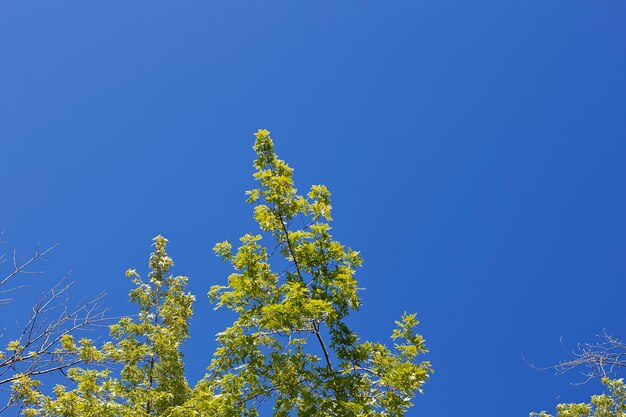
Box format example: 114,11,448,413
13,236,195,416
10,129,431,417
531,378,626,417
198,129,431,416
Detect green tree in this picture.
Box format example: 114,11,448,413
11,130,431,417
531,378,626,417
11,236,194,417
181,129,432,416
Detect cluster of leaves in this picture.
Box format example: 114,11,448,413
531,378,626,417
197,130,432,416
11,236,194,417
8,130,431,417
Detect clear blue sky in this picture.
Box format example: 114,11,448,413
1,1,625,415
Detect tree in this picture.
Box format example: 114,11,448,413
530,378,626,417
0,240,107,414
11,130,432,417
527,329,625,416
8,235,194,417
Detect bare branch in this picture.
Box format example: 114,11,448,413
0,243,59,305
0,240,110,415
526,331,626,383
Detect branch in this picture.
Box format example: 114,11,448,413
277,213,304,283
526,331,626,383
312,320,333,372
0,245,58,304
276,211,333,372
0,274,110,388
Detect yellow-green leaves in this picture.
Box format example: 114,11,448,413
149,235,173,287
531,378,626,417
259,282,332,332
213,241,233,260
204,130,431,416
11,374,42,412
10,129,432,417
20,237,195,416
308,184,332,221
6,340,22,353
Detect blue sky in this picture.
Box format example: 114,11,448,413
1,1,625,415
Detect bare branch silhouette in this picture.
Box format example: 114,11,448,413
0,238,110,413
526,331,626,384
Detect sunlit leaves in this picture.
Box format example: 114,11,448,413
203,129,432,416
12,129,431,417
19,236,195,416
531,378,626,417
